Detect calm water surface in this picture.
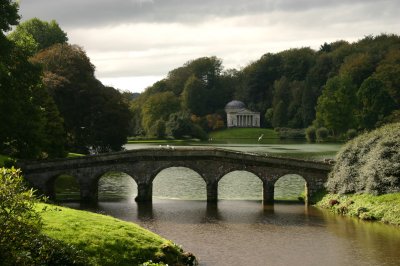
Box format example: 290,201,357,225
60,142,400,266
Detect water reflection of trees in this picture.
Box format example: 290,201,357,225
274,174,306,201
98,172,137,201
319,208,400,265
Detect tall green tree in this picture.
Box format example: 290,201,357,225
0,1,49,158
182,75,209,116
0,0,19,33
315,75,357,136
356,77,395,129
141,91,180,134
0,46,46,158
8,18,68,55
271,77,290,127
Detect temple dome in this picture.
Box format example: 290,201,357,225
225,100,246,111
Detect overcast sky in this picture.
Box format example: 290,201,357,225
18,0,400,93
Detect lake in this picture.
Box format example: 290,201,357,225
60,141,400,266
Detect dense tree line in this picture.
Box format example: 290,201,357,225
134,35,400,139
2,2,399,154
131,56,230,139
0,2,131,158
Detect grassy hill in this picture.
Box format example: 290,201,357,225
37,203,196,265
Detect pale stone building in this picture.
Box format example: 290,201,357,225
225,100,260,128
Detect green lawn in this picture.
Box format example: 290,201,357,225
209,128,279,139
37,203,195,265
316,193,400,226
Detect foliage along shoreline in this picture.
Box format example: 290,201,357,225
315,123,400,226
316,193,400,226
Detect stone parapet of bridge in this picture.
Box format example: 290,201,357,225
17,147,332,204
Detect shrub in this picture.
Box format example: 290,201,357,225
275,127,305,139
326,123,400,195
0,167,42,263
316,127,329,142
0,167,87,265
149,119,166,139
306,126,316,142
346,128,358,140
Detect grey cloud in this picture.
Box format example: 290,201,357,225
18,0,398,28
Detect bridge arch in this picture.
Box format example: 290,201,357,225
218,170,263,200
97,171,138,201
274,174,307,202
152,167,207,200
49,173,80,201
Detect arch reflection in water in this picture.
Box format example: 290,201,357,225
98,172,137,201
54,174,80,201
218,171,263,200
152,167,206,200
274,174,306,201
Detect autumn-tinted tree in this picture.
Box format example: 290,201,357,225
31,44,130,153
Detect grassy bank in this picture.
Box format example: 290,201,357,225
316,193,400,226
127,139,194,144
37,203,196,266
209,128,279,139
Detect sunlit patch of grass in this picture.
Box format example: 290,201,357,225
316,193,400,225
36,203,195,265
67,152,85,158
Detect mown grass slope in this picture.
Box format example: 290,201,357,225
37,203,195,265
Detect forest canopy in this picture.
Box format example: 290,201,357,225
1,1,400,158
132,34,400,139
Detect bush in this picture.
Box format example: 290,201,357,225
149,119,166,139
306,126,316,142
0,167,42,263
316,127,329,142
326,123,400,195
275,127,305,139
0,167,87,265
346,128,358,140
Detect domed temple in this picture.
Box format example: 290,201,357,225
225,100,260,128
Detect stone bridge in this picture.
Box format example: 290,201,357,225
17,147,332,204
